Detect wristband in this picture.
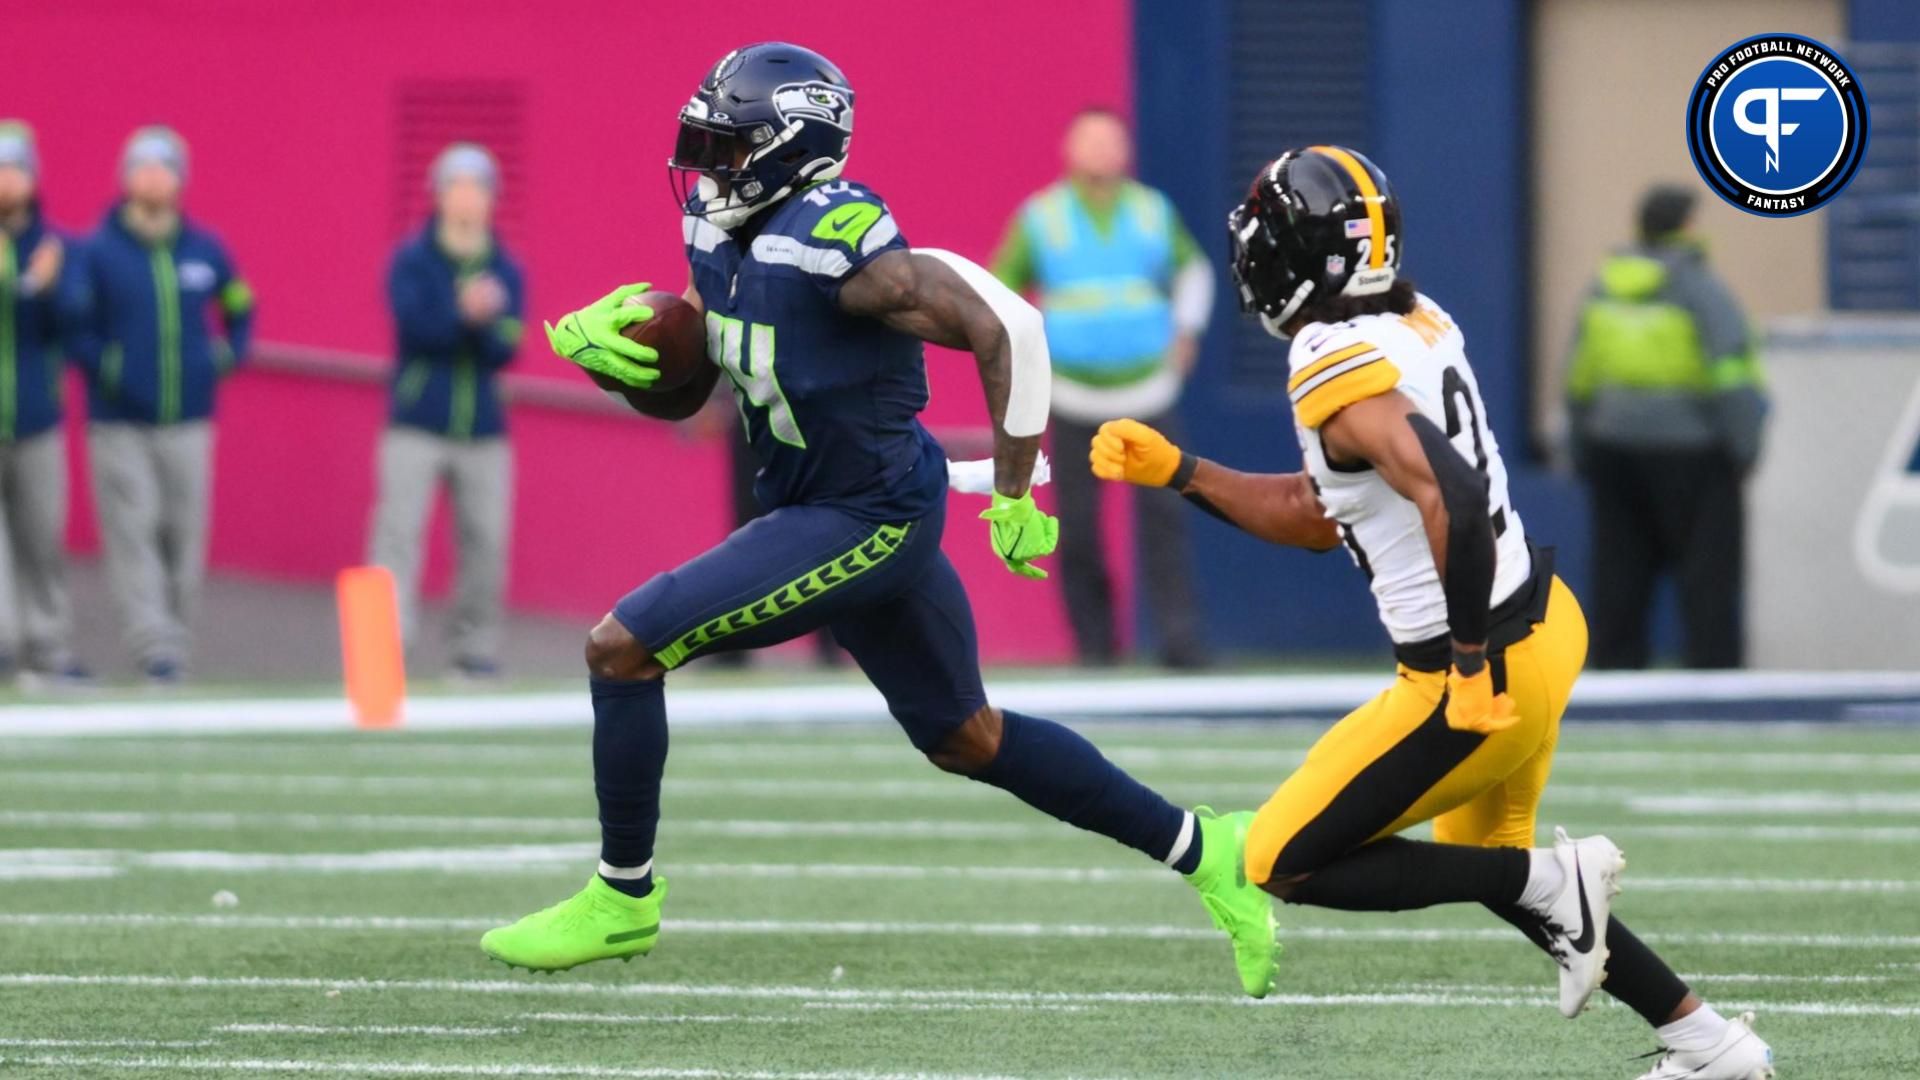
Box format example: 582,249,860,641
1170,452,1200,492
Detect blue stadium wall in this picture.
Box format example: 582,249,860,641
1138,0,1920,659
1134,0,1575,657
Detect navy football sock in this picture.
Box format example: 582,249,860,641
1284,837,1528,911
591,677,668,899
971,709,1196,871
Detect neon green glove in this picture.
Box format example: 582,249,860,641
979,490,1059,580
543,282,660,389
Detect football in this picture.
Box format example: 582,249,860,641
616,289,708,393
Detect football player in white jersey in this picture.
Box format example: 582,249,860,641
1091,147,1773,1080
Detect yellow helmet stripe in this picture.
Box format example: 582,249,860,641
1311,145,1386,269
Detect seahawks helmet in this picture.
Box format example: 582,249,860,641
669,42,854,230
1228,146,1402,336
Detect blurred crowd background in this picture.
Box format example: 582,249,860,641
5,0,1920,688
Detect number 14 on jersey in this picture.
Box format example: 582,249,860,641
707,312,805,448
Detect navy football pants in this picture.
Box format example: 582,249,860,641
613,498,986,749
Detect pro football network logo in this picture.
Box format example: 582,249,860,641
1685,33,1868,218
773,82,852,131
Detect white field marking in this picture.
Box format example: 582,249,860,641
0,810,1046,840
14,809,1920,849
516,1013,794,1025
1552,822,1920,843
7,847,1913,898
1632,876,1919,894
212,1023,519,1037
7,914,1920,950
1627,792,1920,815
9,668,1920,736
0,848,1175,883
1551,750,1920,776
8,974,1920,1021
801,1002,1091,1013
0,1038,214,1049
0,770,1012,800
0,863,119,880
0,1055,1028,1080
27,768,1920,807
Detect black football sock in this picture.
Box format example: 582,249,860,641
1486,905,1691,1026
592,676,668,899
970,709,1199,872
1283,837,1529,911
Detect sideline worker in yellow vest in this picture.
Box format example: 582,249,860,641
992,109,1213,668
1566,185,1767,670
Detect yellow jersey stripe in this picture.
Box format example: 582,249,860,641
1293,359,1402,428
1287,341,1377,392
1312,145,1386,268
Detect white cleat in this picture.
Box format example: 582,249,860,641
1634,1011,1775,1079
1529,826,1625,1018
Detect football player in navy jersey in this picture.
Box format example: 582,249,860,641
480,42,1278,998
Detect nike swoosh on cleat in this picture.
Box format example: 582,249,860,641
604,923,660,945
1568,858,1596,955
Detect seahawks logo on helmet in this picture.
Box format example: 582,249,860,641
773,82,852,131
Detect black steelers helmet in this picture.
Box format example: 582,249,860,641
1227,146,1402,335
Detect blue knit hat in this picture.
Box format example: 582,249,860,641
122,125,188,184
0,120,37,180
431,142,499,197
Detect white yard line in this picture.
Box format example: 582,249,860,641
1628,793,1920,815
516,1013,794,1025
0,1055,1026,1080
800,1002,1091,1013
4,669,1916,737
4,848,1914,897
3,974,1918,1019
0,811,1045,840
213,1024,518,1037
10,808,1920,845
0,771,1004,800
5,913,1920,949
17,769,1920,808
0,1038,214,1049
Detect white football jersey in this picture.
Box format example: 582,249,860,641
1287,294,1532,645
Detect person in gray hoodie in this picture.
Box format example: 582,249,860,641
1566,185,1766,669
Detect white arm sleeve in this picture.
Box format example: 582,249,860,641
1170,258,1215,337
914,248,1051,437
947,451,1051,495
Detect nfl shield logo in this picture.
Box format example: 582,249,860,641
1326,254,1346,276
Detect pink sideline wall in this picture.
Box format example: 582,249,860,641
12,0,1135,661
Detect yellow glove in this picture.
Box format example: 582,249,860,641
1444,664,1519,734
1090,418,1182,487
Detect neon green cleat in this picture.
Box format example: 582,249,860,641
481,876,668,973
1185,808,1279,998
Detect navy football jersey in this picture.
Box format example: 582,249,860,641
685,181,947,522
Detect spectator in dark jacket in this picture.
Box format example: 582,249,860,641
1567,184,1766,669
0,121,92,686
367,143,524,679
76,126,254,683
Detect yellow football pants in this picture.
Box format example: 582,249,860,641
1246,577,1589,886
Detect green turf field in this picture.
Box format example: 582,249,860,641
1,715,1916,1078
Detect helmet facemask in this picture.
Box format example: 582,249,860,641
669,103,846,231
1228,200,1315,340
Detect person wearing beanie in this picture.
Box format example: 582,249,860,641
0,121,93,687
1565,183,1767,669
76,125,255,684
367,141,524,679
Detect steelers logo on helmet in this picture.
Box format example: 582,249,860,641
1685,33,1868,218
